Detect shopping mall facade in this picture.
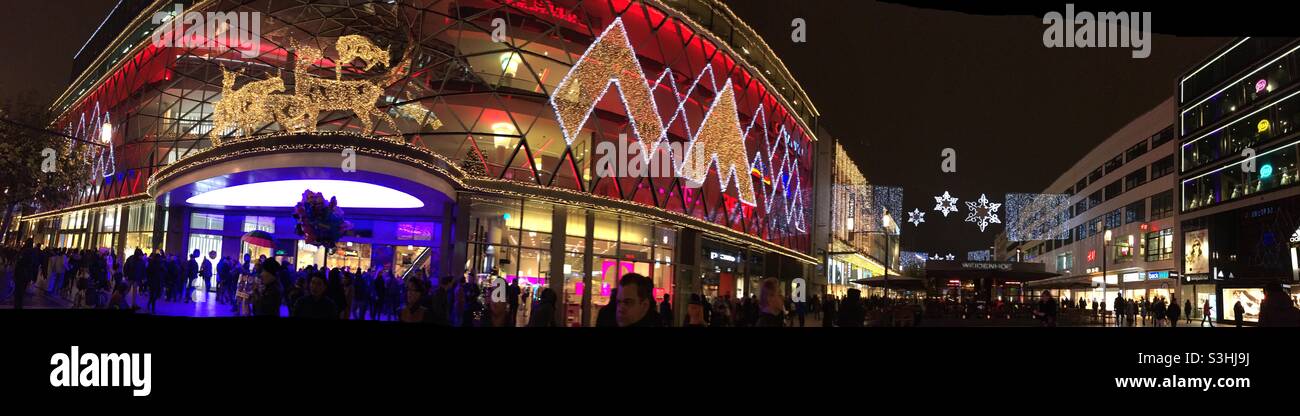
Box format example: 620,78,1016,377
11,0,866,325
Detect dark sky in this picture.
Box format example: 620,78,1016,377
0,0,119,104
1,1,1230,257
721,0,1230,256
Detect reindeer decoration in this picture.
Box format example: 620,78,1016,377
211,34,422,142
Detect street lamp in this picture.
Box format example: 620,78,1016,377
881,211,895,299
1103,229,1112,324
100,122,113,144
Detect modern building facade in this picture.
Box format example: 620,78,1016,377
1178,37,1300,324
15,0,824,325
812,134,901,299
1001,97,1181,313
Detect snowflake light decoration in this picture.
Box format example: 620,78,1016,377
933,191,959,217
965,193,1002,232
907,208,925,226
946,254,955,261
1291,227,1300,244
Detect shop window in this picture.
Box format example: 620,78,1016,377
396,222,434,240
242,215,275,233
190,212,224,231
1144,229,1173,261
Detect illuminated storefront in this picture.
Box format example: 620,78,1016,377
17,0,823,325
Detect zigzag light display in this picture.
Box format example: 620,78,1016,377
64,102,116,179
549,17,809,226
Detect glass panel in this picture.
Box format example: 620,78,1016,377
521,200,553,233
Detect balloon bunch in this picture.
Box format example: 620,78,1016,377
292,189,353,254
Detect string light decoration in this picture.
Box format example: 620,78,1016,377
550,18,665,161
928,253,955,261
335,34,390,80
967,250,992,261
678,79,757,206
395,93,444,131
900,251,928,270
212,35,411,145
870,185,904,232
933,191,959,217
964,193,1002,232
64,102,115,179
907,208,925,227
1004,193,1071,241
1291,227,1300,244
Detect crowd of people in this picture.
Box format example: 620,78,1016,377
8,238,1299,327
1031,288,1300,327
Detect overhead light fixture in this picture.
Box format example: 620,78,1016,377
184,179,423,208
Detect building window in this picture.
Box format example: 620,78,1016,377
1124,167,1148,190
1074,200,1087,217
1126,140,1149,161
1076,178,1088,192
190,213,224,231
1089,167,1103,184
1125,200,1146,224
1152,154,1175,179
1104,154,1125,175
242,216,275,233
1104,209,1122,230
1088,191,1102,208
1090,217,1103,236
1104,180,1123,201
1144,228,1173,261
1150,190,1174,219
1151,125,1175,148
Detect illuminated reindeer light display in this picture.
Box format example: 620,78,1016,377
211,34,421,143
335,34,390,80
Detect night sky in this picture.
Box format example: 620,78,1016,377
0,1,1230,257
721,0,1229,256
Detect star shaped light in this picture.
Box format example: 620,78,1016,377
965,193,1002,232
907,208,925,226
945,254,955,261
934,191,959,217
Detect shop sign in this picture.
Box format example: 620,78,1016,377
710,251,738,263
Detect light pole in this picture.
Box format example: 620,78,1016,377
881,211,895,299
1103,229,1112,325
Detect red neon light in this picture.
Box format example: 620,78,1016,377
1086,250,1096,262
503,0,581,26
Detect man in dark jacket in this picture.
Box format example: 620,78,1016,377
146,253,166,314
659,293,673,327
1234,300,1246,327
1259,282,1300,327
1167,297,1182,327
216,256,231,305
506,278,521,327
12,239,40,310
185,250,200,303
293,273,338,319
164,254,181,302
200,251,215,301
124,249,147,309
822,295,837,327
837,289,866,327
616,273,660,327
596,288,619,327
